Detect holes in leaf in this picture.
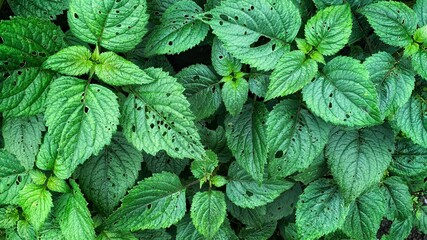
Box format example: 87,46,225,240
203,13,213,21
275,150,283,158
19,61,26,68
116,0,121,2
116,10,120,14
168,41,173,46
0,37,3,44
219,21,224,26
328,102,333,108
220,14,228,21
131,125,136,132
252,36,271,48
73,13,79,19
218,55,223,59
272,44,276,51
98,10,102,14
84,106,89,113
234,16,239,21
250,5,255,10
246,191,254,197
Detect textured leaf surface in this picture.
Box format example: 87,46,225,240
225,103,268,183
144,0,209,56
226,162,294,208
205,0,301,70
305,4,352,55
68,0,149,52
296,179,348,240
7,0,68,20
381,176,413,219
191,191,226,239
238,221,276,240
342,188,385,240
395,96,427,148
144,151,189,175
176,64,221,120
360,1,417,47
364,52,414,117
414,0,427,26
18,184,52,231
0,173,29,205
326,126,394,201
388,218,413,240
0,206,19,229
303,56,381,127
121,68,204,159
95,51,152,86
176,216,238,240
78,133,142,215
266,50,318,100
55,180,95,240
107,172,186,231
390,139,427,177
43,46,93,76
412,50,427,80
191,150,219,179
45,76,120,179
222,78,248,116
267,99,331,178
0,150,25,179
211,37,242,76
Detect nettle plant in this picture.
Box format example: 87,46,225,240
1,0,427,239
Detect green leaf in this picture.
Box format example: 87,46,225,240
54,179,95,240
226,162,294,208
360,1,417,47
342,188,386,240
381,176,413,219
211,37,242,76
205,0,301,71
43,46,93,76
364,52,415,118
17,220,36,239
305,4,352,56
147,0,180,22
94,51,153,86
29,169,47,185
267,99,331,178
211,175,228,187
292,153,328,185
106,172,186,231
296,179,349,240
97,231,137,240
0,173,30,205
225,102,268,183
238,221,276,240
395,95,427,148
45,76,120,179
2,115,45,170
18,184,52,231
266,50,318,100
0,150,26,178
144,151,189,175
0,206,19,229
302,56,381,127
36,134,58,171
416,206,427,234
191,191,226,239
264,183,302,222
222,78,248,116
176,64,221,120
78,133,142,215
414,0,427,26
248,72,269,98
390,139,427,177
7,0,68,20
412,50,427,80
144,0,209,56
176,215,238,240
68,0,149,52
47,176,71,193
191,150,219,180
121,68,204,160
326,126,394,201
388,218,413,240
226,200,267,228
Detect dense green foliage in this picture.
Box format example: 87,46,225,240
0,0,427,239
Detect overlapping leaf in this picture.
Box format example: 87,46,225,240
7,0,68,20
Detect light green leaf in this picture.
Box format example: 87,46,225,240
296,179,349,240
388,218,413,240
121,68,204,160
43,46,93,76
17,220,36,239
205,0,301,70
416,206,427,234
395,95,427,148
305,4,352,56
238,221,276,240
191,191,226,239
360,1,417,47
36,134,58,171
54,179,95,240
266,50,318,100
414,0,427,26
94,51,153,86
390,139,427,177
191,150,219,180
144,0,209,56
0,150,26,178
47,176,71,193
68,0,148,52
225,102,268,183
78,133,142,215
0,206,19,229
38,214,65,240
211,37,242,76
0,173,30,205
412,50,427,80
7,0,68,20
326,126,394,201
97,231,137,240
302,56,381,127
222,78,248,116
381,176,413,219
342,188,385,240
267,99,331,178
211,175,228,187
106,172,186,231
176,215,238,240
144,151,189,175
2,115,45,170
45,76,120,179
226,162,294,209
364,52,415,118
176,64,221,120
18,184,52,231
29,169,47,185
